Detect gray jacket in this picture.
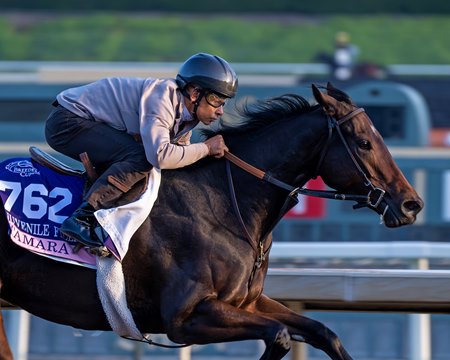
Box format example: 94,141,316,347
56,77,209,169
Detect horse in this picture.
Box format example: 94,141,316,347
0,83,423,360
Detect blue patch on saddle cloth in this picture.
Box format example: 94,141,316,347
0,157,100,268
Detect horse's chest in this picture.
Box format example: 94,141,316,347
214,265,265,307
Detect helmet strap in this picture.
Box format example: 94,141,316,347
180,85,206,121
192,89,206,120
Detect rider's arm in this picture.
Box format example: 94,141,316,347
139,80,209,169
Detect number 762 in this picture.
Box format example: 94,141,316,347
0,180,73,224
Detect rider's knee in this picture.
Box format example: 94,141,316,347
123,149,153,173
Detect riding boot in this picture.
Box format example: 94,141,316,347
60,201,105,248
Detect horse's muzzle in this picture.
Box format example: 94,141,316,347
383,196,424,227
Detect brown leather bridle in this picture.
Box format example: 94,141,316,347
224,107,389,276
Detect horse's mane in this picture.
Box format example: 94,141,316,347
202,93,317,138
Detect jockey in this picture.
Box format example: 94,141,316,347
45,53,238,250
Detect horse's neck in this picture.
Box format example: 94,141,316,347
227,112,328,234
234,113,326,182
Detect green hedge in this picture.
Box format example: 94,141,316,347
1,14,449,64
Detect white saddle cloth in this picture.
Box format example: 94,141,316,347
94,167,161,260
94,167,161,339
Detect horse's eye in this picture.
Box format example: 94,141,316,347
357,139,371,150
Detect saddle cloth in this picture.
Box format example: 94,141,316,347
0,154,161,266
95,168,161,260
0,156,101,267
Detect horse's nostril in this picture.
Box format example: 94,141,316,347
403,200,423,214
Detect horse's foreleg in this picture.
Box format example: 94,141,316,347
249,294,353,360
167,297,290,360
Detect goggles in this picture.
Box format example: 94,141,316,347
205,91,228,108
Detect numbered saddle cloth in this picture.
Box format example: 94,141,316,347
0,157,99,266
0,156,161,266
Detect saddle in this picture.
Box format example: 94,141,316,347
31,146,148,208
29,146,96,181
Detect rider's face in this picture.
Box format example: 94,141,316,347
186,88,226,126
196,96,225,126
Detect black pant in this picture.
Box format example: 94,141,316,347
45,106,152,209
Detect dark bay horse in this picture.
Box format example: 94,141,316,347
0,83,423,360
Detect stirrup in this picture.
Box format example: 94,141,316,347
87,246,111,258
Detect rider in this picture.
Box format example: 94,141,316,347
45,52,238,249
332,31,359,80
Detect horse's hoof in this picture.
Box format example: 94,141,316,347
275,328,291,351
260,328,291,360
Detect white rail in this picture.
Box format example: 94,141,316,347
267,241,450,360
268,241,450,311
270,241,450,261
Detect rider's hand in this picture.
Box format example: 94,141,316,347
204,135,229,158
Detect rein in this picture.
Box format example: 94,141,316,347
225,151,370,203
225,107,389,279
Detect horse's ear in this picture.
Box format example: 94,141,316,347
326,82,337,93
312,84,336,116
312,83,321,100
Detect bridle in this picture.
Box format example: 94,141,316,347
224,107,389,278
312,107,388,214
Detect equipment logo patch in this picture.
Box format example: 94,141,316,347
5,160,40,177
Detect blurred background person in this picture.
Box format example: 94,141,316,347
332,31,359,80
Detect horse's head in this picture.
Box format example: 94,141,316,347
312,82,423,227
